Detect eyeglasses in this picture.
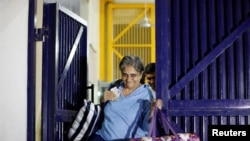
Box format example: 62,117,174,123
122,73,140,79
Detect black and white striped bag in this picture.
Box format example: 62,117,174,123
68,99,103,141
68,79,123,141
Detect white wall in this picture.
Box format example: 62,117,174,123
0,0,102,140
0,0,28,141
81,0,101,103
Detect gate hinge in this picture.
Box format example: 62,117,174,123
34,28,48,41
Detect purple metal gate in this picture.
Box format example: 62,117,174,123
42,3,88,141
155,0,250,141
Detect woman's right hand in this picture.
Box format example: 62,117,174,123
102,90,117,103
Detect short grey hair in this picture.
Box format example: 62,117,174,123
119,55,144,73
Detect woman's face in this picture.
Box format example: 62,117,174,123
121,65,142,89
144,72,156,91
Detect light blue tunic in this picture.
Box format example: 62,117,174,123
96,83,154,140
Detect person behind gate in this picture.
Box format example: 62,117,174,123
88,55,154,141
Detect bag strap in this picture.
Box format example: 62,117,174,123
149,105,181,141
148,106,158,138
159,109,181,141
108,79,123,90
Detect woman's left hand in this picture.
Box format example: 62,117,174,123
150,99,163,118
156,99,163,109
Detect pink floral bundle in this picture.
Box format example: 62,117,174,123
130,133,200,141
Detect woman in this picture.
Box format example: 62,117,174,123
144,62,165,137
88,55,154,141
143,63,156,93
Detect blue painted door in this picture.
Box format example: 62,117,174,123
42,3,88,141
155,0,250,141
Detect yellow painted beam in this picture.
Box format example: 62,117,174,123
107,3,114,82
99,0,113,81
150,4,155,62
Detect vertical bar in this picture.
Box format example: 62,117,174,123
27,0,36,140
155,0,172,103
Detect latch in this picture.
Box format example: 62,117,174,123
34,28,48,41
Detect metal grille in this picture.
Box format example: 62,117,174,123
104,4,155,82
155,0,250,141
42,3,88,141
